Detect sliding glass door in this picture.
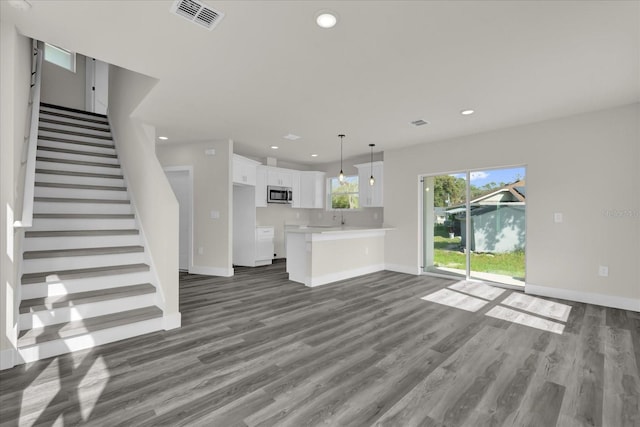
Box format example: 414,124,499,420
422,167,526,287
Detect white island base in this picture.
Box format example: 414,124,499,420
286,227,390,287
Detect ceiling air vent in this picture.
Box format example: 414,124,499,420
410,119,429,127
170,0,224,31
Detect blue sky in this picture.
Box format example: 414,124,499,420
451,167,525,188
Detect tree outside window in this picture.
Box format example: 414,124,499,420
329,175,359,209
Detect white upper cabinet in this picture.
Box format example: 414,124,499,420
233,154,260,186
267,167,293,187
298,171,326,209
255,165,268,207
354,161,383,207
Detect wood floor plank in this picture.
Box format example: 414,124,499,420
1,261,639,426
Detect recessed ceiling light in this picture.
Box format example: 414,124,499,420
461,109,475,116
283,134,301,141
311,154,318,157
270,145,279,150
158,136,168,140
316,12,337,29
8,0,31,10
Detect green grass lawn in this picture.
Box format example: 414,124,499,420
433,235,525,279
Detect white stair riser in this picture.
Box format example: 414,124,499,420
24,234,141,251
35,186,129,200
36,160,121,176
21,271,152,299
39,107,108,121
30,218,137,231
39,122,111,138
38,139,116,155
34,201,132,215
39,112,110,129
19,293,156,330
23,252,146,274
36,172,124,187
17,317,163,364
36,149,119,165
39,129,113,145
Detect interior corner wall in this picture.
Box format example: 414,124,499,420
156,141,233,276
0,24,31,368
40,51,86,110
107,65,180,317
384,104,640,306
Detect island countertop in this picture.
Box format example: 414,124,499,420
285,225,394,235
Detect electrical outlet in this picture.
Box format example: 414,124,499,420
365,247,369,255
210,210,220,219
554,213,563,223
598,265,608,277
198,247,204,255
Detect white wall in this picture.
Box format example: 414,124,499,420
108,65,180,321
0,25,31,368
384,104,640,309
41,51,85,110
157,141,233,276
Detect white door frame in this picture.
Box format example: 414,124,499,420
164,166,194,272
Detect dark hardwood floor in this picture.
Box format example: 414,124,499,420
1,261,639,426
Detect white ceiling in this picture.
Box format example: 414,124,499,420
2,0,639,165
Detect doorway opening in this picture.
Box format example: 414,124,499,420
422,166,526,287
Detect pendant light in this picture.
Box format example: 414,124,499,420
368,143,375,186
338,134,345,183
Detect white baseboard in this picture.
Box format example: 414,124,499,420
384,263,422,276
0,348,16,371
307,264,385,287
189,265,234,277
526,283,640,312
163,312,181,330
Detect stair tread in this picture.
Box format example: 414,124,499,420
39,117,111,133
26,229,139,237
18,306,162,347
36,169,123,179
38,135,114,149
37,145,117,158
40,103,108,119
36,156,121,168
33,213,134,219
39,126,113,141
35,181,127,191
19,283,156,313
39,110,109,125
21,263,150,284
34,197,130,204
24,245,145,259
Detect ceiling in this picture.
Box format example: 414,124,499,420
2,0,639,165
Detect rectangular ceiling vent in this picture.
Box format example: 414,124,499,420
410,119,430,127
170,0,224,31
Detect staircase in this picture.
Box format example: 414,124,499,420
17,103,164,364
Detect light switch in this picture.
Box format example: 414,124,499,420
210,210,220,219
598,265,609,277
554,213,563,223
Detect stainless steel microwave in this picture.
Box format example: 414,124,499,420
267,186,292,204
267,185,293,203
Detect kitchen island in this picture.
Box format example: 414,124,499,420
286,226,393,287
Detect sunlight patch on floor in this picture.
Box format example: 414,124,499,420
421,281,571,335
501,293,572,322
485,305,566,334
78,355,109,421
19,359,61,426
421,288,488,312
